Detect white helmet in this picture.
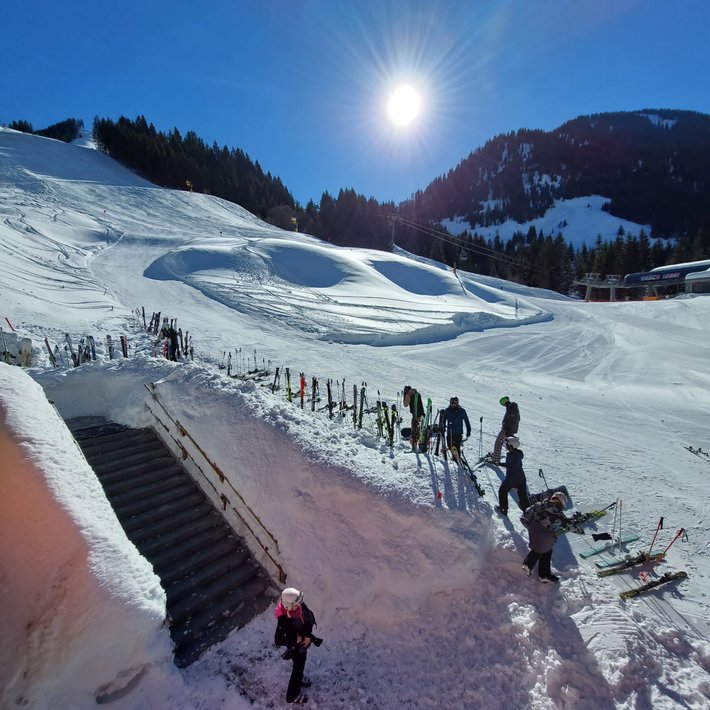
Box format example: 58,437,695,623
281,587,304,610
505,436,520,449
549,492,567,508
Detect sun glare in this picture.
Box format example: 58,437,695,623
386,84,421,127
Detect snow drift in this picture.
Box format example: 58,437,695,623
0,364,172,708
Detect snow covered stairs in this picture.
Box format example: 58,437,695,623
68,418,276,667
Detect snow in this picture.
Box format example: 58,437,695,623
0,364,171,709
638,113,677,130
1,126,710,709
442,195,654,249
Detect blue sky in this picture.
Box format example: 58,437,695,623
3,0,710,207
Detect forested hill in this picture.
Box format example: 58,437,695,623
405,109,710,239
89,116,396,255
6,110,710,294
92,116,295,221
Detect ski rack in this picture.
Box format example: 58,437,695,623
232,346,509,452
144,383,286,584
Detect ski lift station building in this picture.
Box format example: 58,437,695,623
623,258,710,298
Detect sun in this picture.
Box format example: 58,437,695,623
386,84,421,127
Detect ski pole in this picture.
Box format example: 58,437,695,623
478,416,483,460
645,517,664,560
597,500,618,513
656,528,687,561
603,497,619,553
614,499,623,557
538,468,550,490
641,527,687,581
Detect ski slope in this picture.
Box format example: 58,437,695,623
1,126,709,709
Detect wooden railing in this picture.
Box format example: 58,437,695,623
143,382,286,583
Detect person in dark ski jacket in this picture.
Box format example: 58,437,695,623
520,492,579,582
442,396,471,452
496,436,530,516
167,325,179,361
492,396,520,464
274,587,321,704
403,385,425,420
403,385,426,445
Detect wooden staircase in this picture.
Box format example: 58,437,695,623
68,417,276,667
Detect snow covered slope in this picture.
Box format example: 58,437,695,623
442,195,654,249
1,126,709,709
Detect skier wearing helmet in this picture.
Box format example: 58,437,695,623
274,587,320,704
491,396,520,465
494,436,530,517
520,492,574,582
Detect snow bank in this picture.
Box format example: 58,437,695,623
0,364,172,709
146,367,491,632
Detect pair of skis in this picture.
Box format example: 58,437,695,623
579,499,639,558
554,506,611,536
430,409,484,496
619,571,688,600
580,534,641,559
373,391,398,446
594,518,686,572
405,395,433,452
417,397,433,452
591,516,689,599
596,518,687,572
449,445,485,497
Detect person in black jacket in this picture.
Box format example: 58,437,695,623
494,436,530,517
491,396,520,464
443,396,472,453
274,587,320,704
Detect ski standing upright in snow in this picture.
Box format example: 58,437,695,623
65,333,78,366
44,337,57,367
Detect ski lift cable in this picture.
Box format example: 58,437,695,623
391,215,525,269
400,217,572,286
393,215,522,264
392,215,519,264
